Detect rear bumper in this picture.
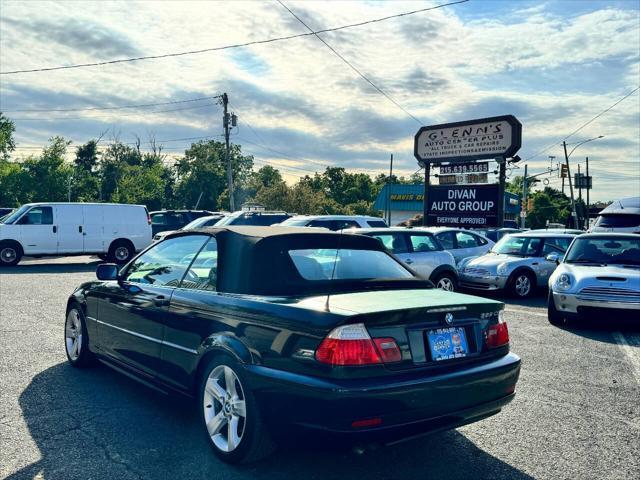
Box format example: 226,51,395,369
246,353,521,438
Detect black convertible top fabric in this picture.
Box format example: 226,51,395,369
165,226,424,295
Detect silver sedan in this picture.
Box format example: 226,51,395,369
459,232,577,298
548,233,640,325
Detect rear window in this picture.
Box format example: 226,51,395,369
367,220,388,228
288,249,412,281
595,214,640,228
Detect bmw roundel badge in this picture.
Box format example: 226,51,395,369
445,313,454,325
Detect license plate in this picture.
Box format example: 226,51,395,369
426,327,469,361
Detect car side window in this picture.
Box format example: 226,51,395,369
367,220,387,227
332,220,359,231
308,220,333,229
19,206,53,225
525,238,543,255
409,234,439,252
436,232,455,249
124,235,209,287
179,237,219,292
475,235,488,246
542,237,571,255
151,214,166,225
371,234,409,254
455,231,478,249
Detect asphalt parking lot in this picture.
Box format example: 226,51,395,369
1,256,638,480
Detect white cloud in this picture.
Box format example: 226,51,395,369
0,0,638,201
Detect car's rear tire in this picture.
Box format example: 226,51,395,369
0,241,23,267
547,291,567,326
107,239,134,264
508,271,535,298
433,272,457,292
65,305,95,368
199,354,274,464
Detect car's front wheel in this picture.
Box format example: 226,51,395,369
0,241,22,267
508,271,535,298
65,306,95,367
199,355,274,464
433,272,457,292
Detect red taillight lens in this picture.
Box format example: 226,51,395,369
485,311,509,349
373,337,402,363
316,324,381,366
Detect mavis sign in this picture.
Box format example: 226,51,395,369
414,115,522,165
426,184,499,227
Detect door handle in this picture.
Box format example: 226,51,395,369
79,225,83,233
405,258,414,264
153,295,170,307
53,225,57,233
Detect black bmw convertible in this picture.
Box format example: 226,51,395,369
64,226,521,463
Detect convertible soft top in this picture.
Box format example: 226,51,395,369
165,226,427,295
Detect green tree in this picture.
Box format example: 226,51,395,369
0,113,16,161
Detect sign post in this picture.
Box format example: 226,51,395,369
415,115,521,228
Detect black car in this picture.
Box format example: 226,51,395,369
64,227,521,463
149,210,217,236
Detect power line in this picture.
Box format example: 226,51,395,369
2,95,222,113
277,0,424,125
1,1,469,75
522,86,640,163
11,102,219,121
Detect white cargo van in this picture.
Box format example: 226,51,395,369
0,203,152,266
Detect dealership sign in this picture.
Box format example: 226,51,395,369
426,184,499,227
415,115,522,165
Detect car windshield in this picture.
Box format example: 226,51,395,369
491,236,542,256
289,249,413,281
565,237,640,265
0,205,30,224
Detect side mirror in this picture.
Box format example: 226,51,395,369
545,253,560,264
96,263,119,281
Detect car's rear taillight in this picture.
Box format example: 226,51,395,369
373,337,402,363
485,311,509,349
317,323,393,366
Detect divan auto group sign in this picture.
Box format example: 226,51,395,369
426,184,499,227
414,115,522,165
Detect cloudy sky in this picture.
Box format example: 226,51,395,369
1,0,638,201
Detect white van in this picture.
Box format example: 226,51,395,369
0,203,152,266
590,197,640,234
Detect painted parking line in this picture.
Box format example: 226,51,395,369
612,331,640,386
505,308,547,318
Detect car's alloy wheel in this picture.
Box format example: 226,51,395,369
64,307,94,367
436,276,455,291
199,357,274,463
514,274,532,297
203,365,247,453
65,309,83,361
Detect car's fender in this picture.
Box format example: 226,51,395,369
506,265,537,288
429,264,459,282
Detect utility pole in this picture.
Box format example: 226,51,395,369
222,93,235,212
497,157,506,228
586,157,590,230
422,162,430,226
577,164,582,201
562,141,578,229
521,164,528,229
386,154,393,225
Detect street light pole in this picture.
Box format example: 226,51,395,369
562,135,603,229
562,141,578,229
